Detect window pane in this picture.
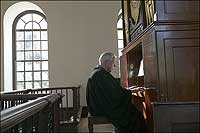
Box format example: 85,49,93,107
34,72,41,80
16,42,24,50
118,40,124,48
25,72,32,81
17,72,24,81
41,41,48,50
42,61,48,70
25,41,32,50
118,49,123,57
118,9,122,15
117,18,123,28
41,31,47,40
33,41,40,50
15,12,49,90
21,14,32,23
17,82,24,90
26,82,32,89
42,81,49,88
34,81,41,89
16,32,24,41
40,19,47,29
34,61,41,70
33,31,40,40
25,51,32,60
16,19,25,29
16,62,24,71
16,52,24,60
25,31,32,40
25,62,32,71
42,51,48,60
34,51,41,60
33,22,40,29
117,30,123,39
33,14,43,23
42,71,48,80
25,22,32,29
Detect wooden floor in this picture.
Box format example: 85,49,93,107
60,118,115,132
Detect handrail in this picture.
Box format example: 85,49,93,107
0,86,81,94
0,94,48,100
0,93,63,132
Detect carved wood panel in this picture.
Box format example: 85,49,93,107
156,0,199,21
153,102,200,132
156,29,199,102
165,39,199,101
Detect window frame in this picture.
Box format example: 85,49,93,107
12,10,48,90
117,9,124,77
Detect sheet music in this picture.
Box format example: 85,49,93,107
126,86,144,92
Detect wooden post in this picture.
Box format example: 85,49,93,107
53,100,61,132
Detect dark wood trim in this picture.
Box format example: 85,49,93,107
122,21,200,54
0,94,48,100
121,0,126,47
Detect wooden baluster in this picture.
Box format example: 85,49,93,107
53,100,61,132
73,88,78,109
77,87,80,108
11,101,15,107
38,108,49,132
0,101,2,111
5,101,7,109
13,125,19,133
66,89,68,108
23,117,32,133
33,112,39,132
8,101,11,108
60,89,63,108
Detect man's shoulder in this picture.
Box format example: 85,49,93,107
89,67,104,78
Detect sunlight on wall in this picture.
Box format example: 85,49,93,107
3,1,44,91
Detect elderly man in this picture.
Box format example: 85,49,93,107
86,52,147,133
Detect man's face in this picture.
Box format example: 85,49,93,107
106,58,116,72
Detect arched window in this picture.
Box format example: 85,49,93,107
117,9,124,75
13,10,49,90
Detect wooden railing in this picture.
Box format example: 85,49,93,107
1,86,82,124
1,93,63,132
0,94,48,110
2,86,80,109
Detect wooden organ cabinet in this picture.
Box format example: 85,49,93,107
120,0,199,132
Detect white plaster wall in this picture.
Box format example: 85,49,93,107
1,1,121,106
